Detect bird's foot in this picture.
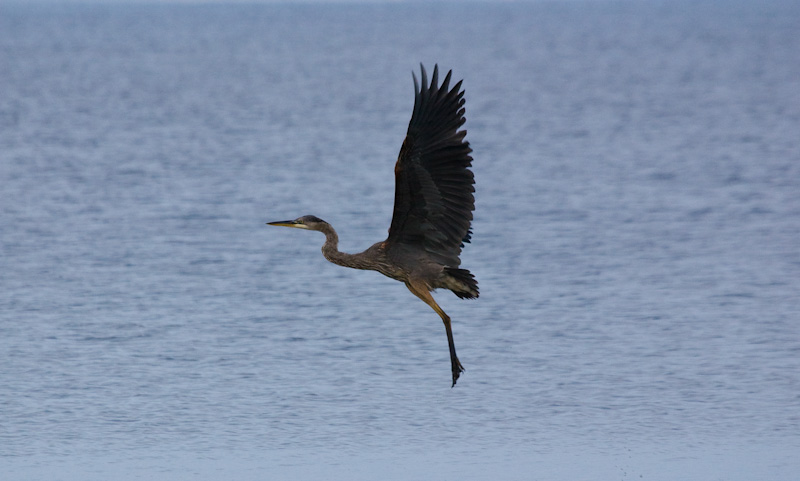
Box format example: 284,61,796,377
451,358,465,388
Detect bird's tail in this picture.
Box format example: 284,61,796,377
444,267,479,299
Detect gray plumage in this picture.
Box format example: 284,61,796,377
268,65,477,387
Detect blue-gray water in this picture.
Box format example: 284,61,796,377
2,1,799,480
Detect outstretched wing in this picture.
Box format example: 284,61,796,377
386,64,474,267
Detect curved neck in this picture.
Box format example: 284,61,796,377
318,222,371,270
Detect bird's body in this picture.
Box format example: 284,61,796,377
269,65,477,386
317,222,478,298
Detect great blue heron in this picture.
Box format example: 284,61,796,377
268,64,477,387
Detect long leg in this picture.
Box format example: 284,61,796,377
406,281,465,387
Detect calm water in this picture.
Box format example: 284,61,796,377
2,1,799,480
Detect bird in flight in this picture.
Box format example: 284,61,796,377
268,64,477,387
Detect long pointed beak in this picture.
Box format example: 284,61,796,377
267,220,298,227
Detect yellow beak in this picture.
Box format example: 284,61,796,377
267,220,297,227
267,220,310,229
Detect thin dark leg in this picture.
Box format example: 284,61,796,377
442,313,465,387
406,281,466,387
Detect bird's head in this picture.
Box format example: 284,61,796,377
267,215,328,231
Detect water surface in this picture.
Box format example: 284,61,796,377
2,1,799,479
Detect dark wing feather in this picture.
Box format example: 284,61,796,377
386,64,474,267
